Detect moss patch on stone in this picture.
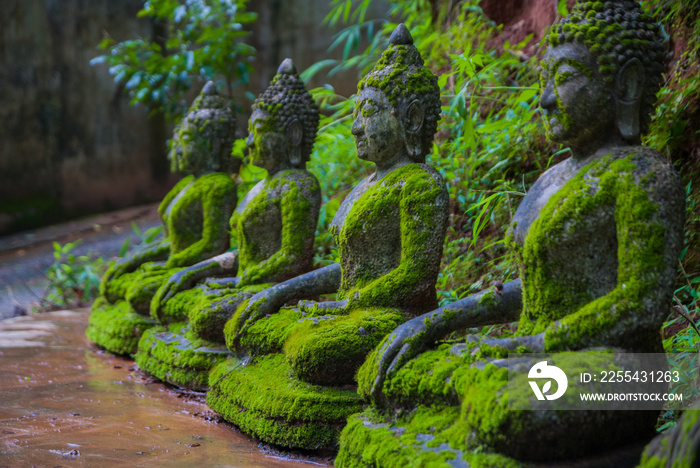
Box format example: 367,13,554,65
86,297,158,355
135,323,231,390
206,353,363,450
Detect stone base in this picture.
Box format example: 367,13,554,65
206,353,364,450
135,324,231,390
336,411,650,468
86,296,157,355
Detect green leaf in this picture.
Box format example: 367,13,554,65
557,0,569,17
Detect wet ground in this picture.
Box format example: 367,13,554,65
0,309,330,467
0,204,161,320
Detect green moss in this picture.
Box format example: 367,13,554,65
165,171,237,268
86,297,158,355
135,323,231,389
206,354,363,450
284,307,405,386
233,169,320,286
517,152,670,351
638,409,700,467
336,411,523,468
335,164,448,315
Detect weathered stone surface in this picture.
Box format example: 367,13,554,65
638,403,700,467
339,3,686,466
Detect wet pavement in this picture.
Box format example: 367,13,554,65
0,204,161,320
0,309,329,467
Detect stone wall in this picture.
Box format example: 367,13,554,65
0,0,175,234
0,0,387,235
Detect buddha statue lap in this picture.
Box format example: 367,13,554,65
86,82,238,355
337,2,686,466
133,59,322,390
205,24,449,450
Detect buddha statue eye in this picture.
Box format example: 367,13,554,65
361,101,377,117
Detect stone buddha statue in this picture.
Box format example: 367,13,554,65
205,24,449,450
135,59,322,390
87,82,238,355
337,2,686,466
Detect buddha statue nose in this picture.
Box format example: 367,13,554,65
539,80,556,112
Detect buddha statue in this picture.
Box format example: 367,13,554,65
86,82,238,355
134,59,322,390
337,2,686,466
205,24,449,450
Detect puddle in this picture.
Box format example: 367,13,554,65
0,309,330,467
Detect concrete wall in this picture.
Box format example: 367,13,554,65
0,0,388,234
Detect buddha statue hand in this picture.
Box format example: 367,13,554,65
150,252,239,320
230,286,288,346
297,299,349,313
203,276,241,289
466,332,545,354
364,314,431,402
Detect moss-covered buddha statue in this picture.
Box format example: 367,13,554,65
134,59,322,390
204,24,449,451
337,2,686,466
86,82,238,355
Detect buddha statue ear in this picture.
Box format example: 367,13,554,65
405,99,425,160
286,118,303,167
615,58,645,143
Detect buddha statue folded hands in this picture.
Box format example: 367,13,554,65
86,82,239,355
205,24,450,451
134,59,322,390
337,2,686,466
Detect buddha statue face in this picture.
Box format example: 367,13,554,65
246,109,293,173
540,1,666,154
353,24,441,166
169,81,237,176
352,87,405,166
540,42,616,150
247,59,320,173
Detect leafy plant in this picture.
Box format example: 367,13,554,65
40,241,106,310
117,223,165,258
91,0,257,123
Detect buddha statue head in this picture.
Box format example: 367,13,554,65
540,1,666,153
170,81,240,175
247,59,320,173
353,24,441,165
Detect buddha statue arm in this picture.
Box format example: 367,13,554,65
165,175,236,268
238,177,320,287
361,278,522,400
231,263,343,342
543,168,683,352
157,175,195,220
150,251,239,319
99,239,171,295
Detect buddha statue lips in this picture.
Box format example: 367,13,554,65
338,2,686,466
